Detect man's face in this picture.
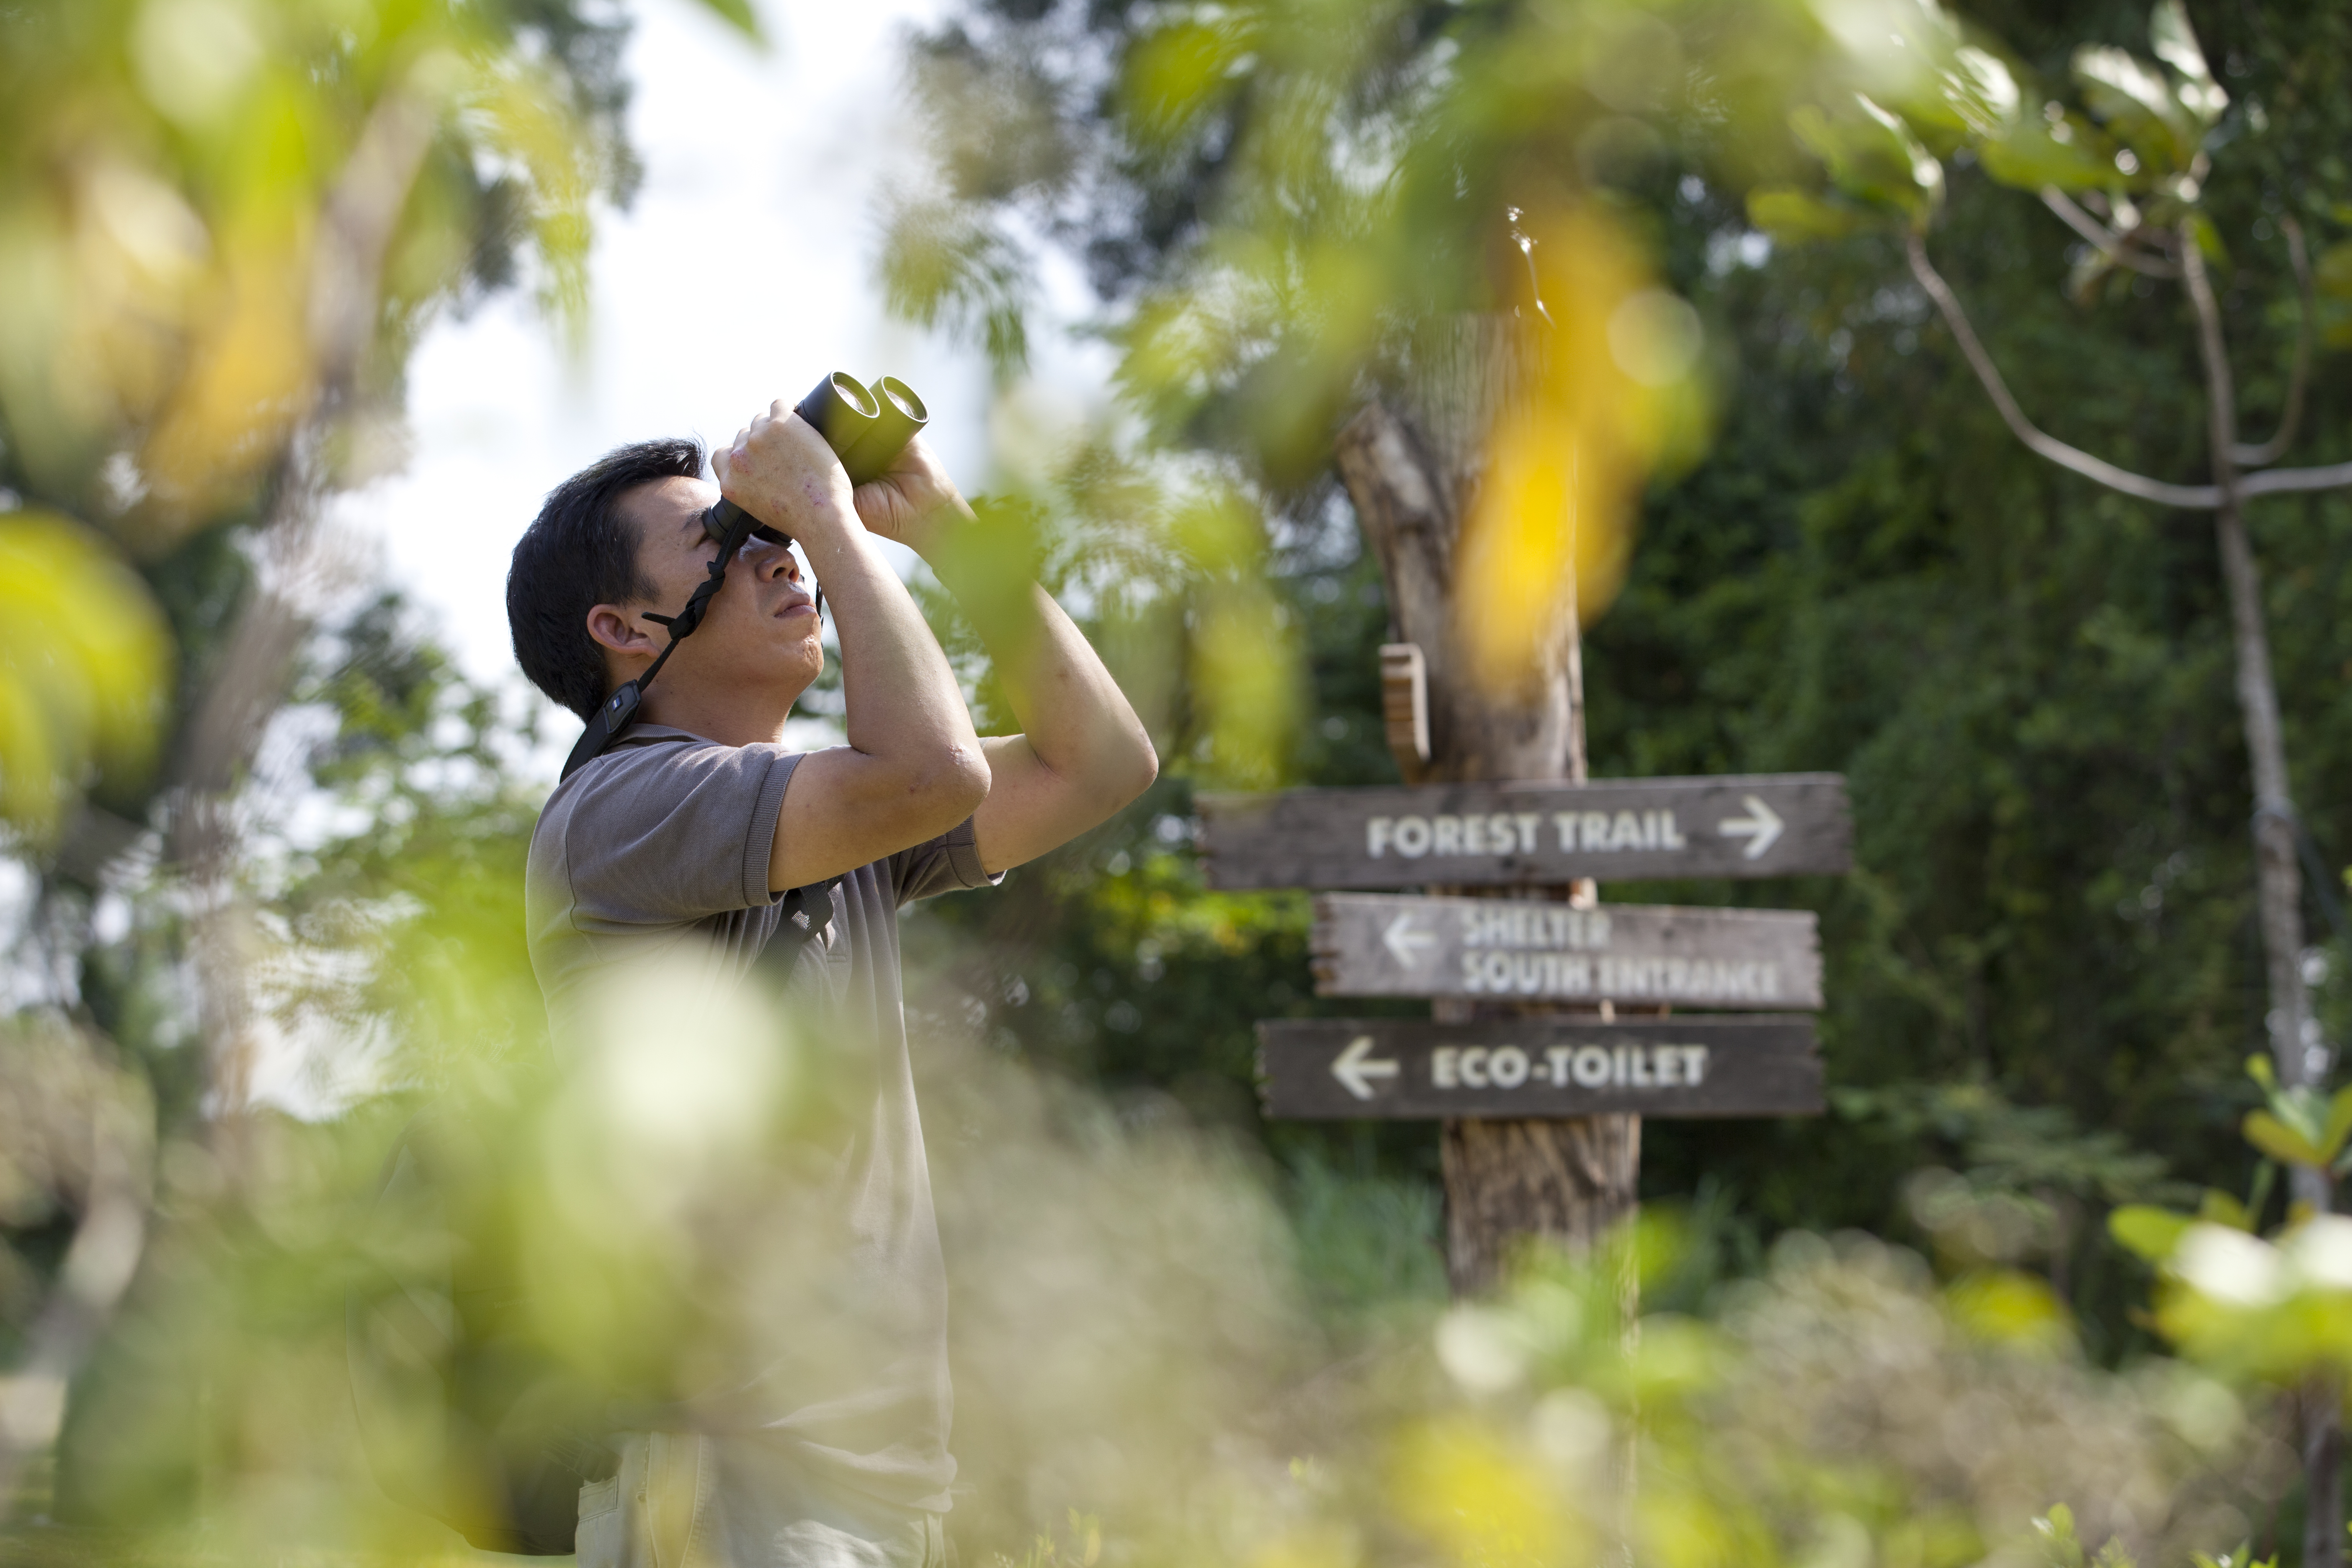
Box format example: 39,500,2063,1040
605,474,823,700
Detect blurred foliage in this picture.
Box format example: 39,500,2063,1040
2112,1059,2352,1389
0,0,642,521
0,0,742,1540
0,0,727,846
886,0,2352,1380
0,513,171,840
11,0,2352,1559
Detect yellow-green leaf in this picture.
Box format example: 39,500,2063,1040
1946,1269,2071,1351
2318,1088,2352,1166
2110,1204,2192,1261
2245,1109,2328,1169
0,510,172,836
1746,188,1872,245
2198,1189,2254,1230
683,0,761,39
2314,242,2352,300
1122,17,1256,155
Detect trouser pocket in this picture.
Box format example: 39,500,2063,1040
575,1471,624,1568
576,1433,708,1568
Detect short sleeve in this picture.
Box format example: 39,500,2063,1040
887,816,1003,907
553,735,800,924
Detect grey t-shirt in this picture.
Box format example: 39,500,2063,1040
525,723,997,1512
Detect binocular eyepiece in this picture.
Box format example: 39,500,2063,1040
699,370,930,549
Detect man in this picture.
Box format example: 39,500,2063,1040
504,400,1158,1566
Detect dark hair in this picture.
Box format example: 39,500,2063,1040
507,438,704,720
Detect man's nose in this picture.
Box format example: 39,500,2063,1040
751,541,801,583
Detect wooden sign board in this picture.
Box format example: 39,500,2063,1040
1198,774,1850,890
1312,895,1821,1010
1255,1017,1824,1120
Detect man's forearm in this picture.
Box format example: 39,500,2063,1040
921,536,1158,869
966,580,1150,787
803,524,978,766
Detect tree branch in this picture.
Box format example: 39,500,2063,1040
2236,461,2352,498
2232,215,2313,467
2178,220,2246,500
1905,232,2220,508
2040,187,2179,278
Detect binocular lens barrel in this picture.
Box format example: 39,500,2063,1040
838,375,930,483
794,372,882,455
788,371,930,483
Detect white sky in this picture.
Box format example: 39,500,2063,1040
333,0,1108,735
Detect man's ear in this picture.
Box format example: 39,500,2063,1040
585,603,660,659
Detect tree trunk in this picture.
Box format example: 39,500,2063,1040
2179,226,2337,1565
1336,317,1638,1298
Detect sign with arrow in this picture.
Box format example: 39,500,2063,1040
1256,1017,1825,1120
1198,773,1850,891
1312,894,1821,1009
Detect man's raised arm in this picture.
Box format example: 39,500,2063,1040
712,408,991,892
887,480,1159,875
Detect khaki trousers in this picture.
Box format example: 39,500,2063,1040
576,1433,948,1568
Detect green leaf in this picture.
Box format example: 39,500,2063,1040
2244,1109,2329,1169
2314,242,2352,300
2197,1188,2253,1230
2036,1504,2086,1568
1789,96,1944,227
1947,1269,2071,1351
2148,0,2228,124
1977,112,2121,192
683,0,761,40
2072,44,2199,176
2317,1088,2352,1165
2109,1204,2191,1261
2186,211,2229,268
1746,188,1875,244
1122,16,1256,155
2247,1054,2278,1092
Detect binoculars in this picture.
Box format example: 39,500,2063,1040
699,371,930,549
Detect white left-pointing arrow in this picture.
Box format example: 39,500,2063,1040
1331,1035,1400,1101
1382,911,1439,967
1717,794,1785,860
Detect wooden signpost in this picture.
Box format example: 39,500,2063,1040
1257,1017,1823,1119
1199,773,1852,890
1310,894,1821,1010
1251,315,1862,1295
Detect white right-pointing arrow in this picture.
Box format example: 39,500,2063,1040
1331,1034,1400,1101
1717,794,1784,860
1382,911,1439,968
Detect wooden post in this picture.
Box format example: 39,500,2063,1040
1335,317,1637,1296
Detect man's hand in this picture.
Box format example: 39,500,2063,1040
852,436,974,560
704,404,991,892
712,403,858,544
